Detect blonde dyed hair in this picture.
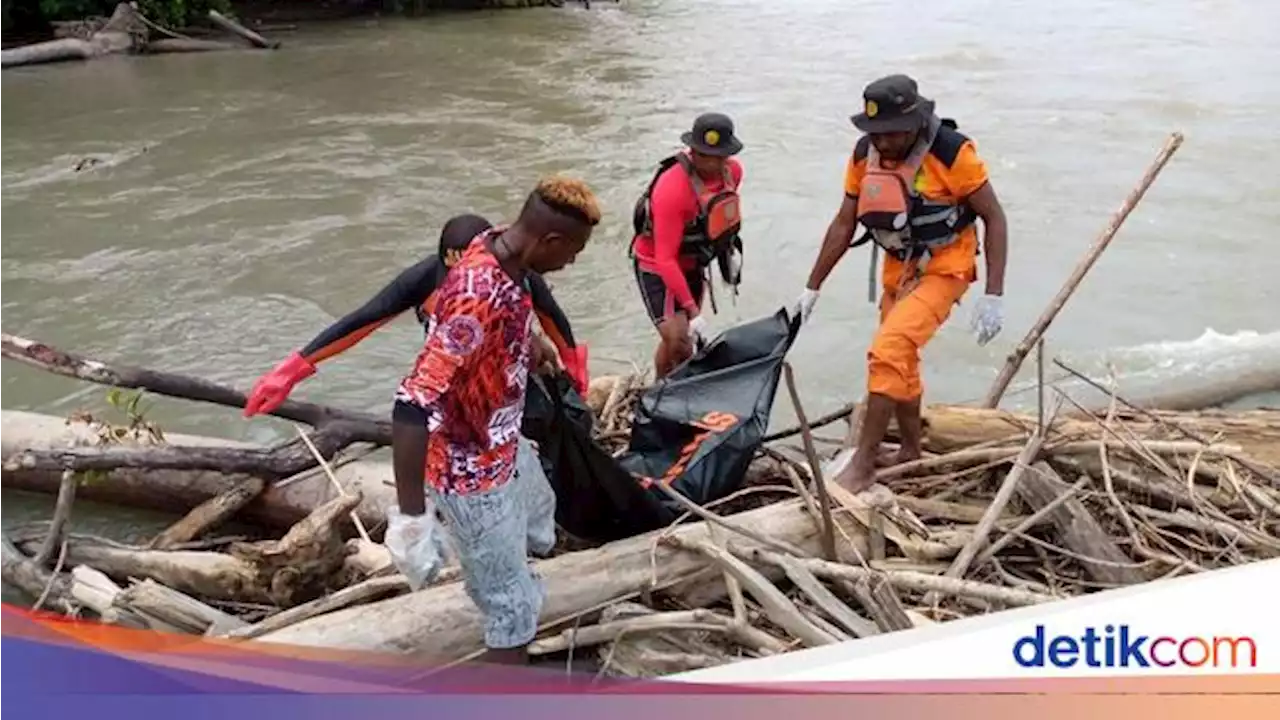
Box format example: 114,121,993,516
533,175,602,227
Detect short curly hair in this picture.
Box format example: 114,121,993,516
531,175,602,227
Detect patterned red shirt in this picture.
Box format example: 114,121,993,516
394,231,534,495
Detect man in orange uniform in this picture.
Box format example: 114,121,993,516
797,74,1009,493
631,113,746,378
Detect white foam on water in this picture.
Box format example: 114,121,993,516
1053,328,1280,409
1081,327,1279,373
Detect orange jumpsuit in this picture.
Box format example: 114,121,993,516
843,138,991,402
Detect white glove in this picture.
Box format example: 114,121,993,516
969,294,1004,346
727,252,743,285
794,289,820,324
384,505,445,591
688,315,709,345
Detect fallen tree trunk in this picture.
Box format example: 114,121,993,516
207,10,280,49
2,4,280,70
1,35,132,68
44,541,264,603
920,404,1280,467
16,493,367,606
4,420,367,478
253,498,834,658
0,3,139,69
2,410,394,533
10,400,1274,537
116,578,247,634
0,332,390,442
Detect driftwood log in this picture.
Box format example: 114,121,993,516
1,3,140,68
148,478,266,550
1,409,393,533
0,333,388,441
1012,462,1148,586
7,396,1279,530
14,492,364,607
917,404,1280,467
2,5,279,70
254,498,832,657
0,364,1274,678
207,10,281,49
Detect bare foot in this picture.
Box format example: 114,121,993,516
834,453,877,494
894,444,922,466
873,445,899,468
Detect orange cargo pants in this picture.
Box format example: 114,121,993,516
867,273,971,402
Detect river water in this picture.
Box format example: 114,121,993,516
3,0,1280,553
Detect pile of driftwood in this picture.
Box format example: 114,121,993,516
541,371,1280,675
2,325,1278,676
2,3,279,70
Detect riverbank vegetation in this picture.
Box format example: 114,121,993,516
3,0,577,44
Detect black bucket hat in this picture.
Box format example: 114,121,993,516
680,112,744,157
850,74,936,134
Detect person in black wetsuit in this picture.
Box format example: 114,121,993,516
242,214,589,417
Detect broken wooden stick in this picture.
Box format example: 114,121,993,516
671,537,836,647
926,419,1052,604
782,363,838,561
34,470,77,567
746,548,1054,607
207,10,281,49
293,424,371,543
983,131,1184,407
149,478,266,550
775,553,879,638
219,576,410,639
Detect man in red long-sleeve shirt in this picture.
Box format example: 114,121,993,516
631,113,745,378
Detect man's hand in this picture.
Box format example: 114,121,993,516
384,506,444,591
531,334,560,375
795,288,820,324
688,315,709,347
969,294,1004,346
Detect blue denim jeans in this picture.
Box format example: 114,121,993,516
428,437,556,649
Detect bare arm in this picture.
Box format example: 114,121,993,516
967,183,1007,296
805,194,860,291
390,409,428,516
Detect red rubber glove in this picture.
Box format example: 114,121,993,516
243,351,316,417
561,345,589,397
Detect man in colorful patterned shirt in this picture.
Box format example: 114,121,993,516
385,176,601,665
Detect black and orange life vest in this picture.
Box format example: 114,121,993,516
632,153,743,283
852,117,978,261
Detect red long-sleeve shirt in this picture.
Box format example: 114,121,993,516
632,154,744,315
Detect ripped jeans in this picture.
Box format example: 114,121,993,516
428,437,557,650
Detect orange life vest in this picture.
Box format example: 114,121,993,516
854,117,977,262
632,153,743,283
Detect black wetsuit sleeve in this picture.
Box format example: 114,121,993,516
300,256,443,364
527,273,577,348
